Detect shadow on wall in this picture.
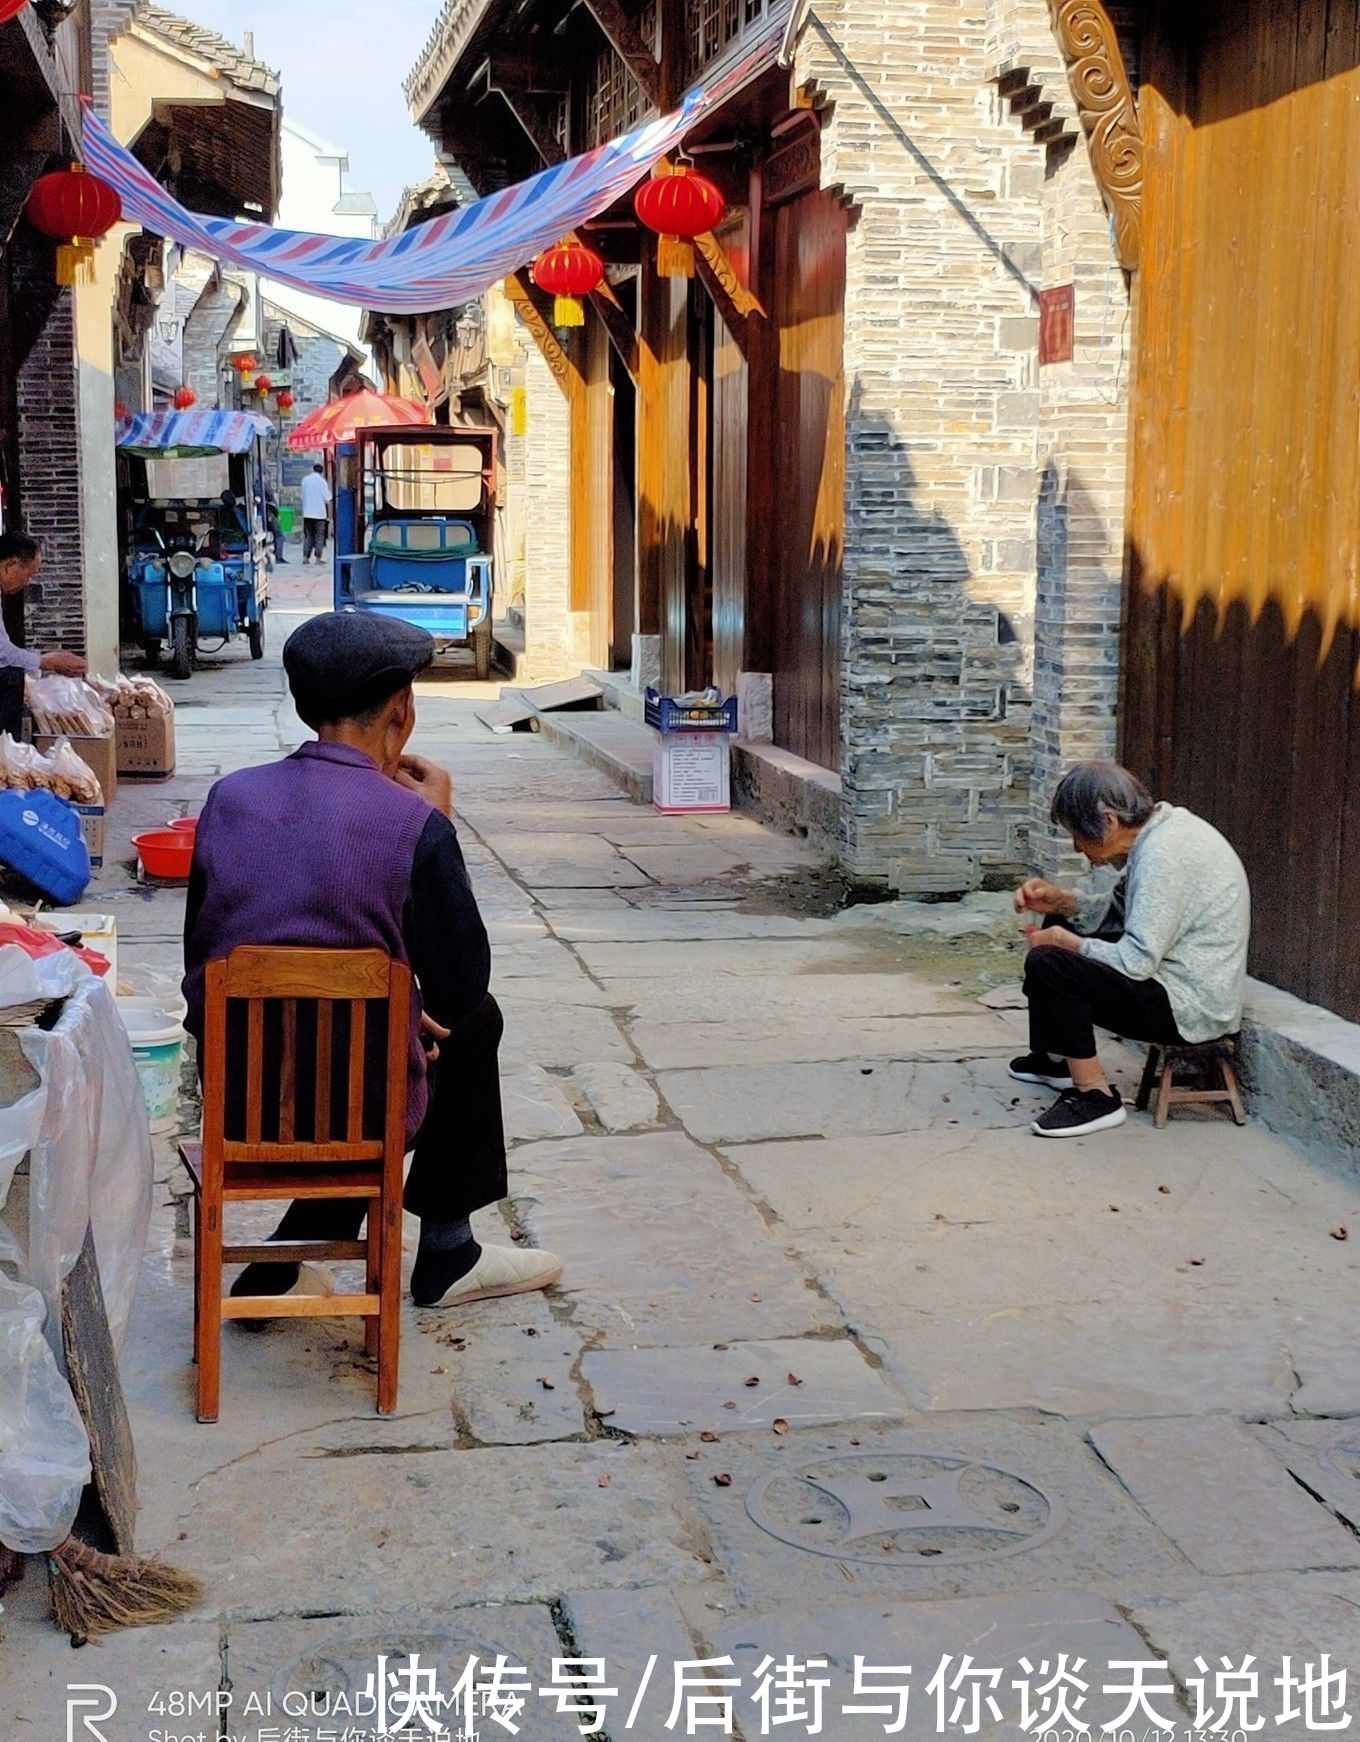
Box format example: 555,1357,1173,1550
842,378,1032,895
1030,459,1123,878
1123,569,1360,1023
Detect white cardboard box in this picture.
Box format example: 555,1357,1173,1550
653,731,731,814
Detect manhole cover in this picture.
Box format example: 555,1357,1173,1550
745,1451,1062,1567
271,1628,500,1734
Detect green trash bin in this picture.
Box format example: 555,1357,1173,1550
278,506,296,534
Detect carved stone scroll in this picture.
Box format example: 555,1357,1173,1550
1046,0,1143,271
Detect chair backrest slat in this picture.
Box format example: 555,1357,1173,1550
279,998,298,1144
314,1001,334,1144
200,947,410,1176
347,999,367,1144
245,1001,264,1145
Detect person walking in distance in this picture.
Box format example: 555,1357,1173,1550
0,531,88,738
300,464,332,566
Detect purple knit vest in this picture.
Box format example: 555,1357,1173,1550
183,741,432,1140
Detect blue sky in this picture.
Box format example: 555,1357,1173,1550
172,0,438,223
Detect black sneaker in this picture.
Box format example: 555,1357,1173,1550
1032,1088,1127,1139
1009,1051,1074,1090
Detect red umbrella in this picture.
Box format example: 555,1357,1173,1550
286,389,429,451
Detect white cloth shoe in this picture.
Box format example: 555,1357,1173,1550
285,1263,336,1298
424,1243,563,1309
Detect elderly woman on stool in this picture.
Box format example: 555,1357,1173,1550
1012,762,1251,1139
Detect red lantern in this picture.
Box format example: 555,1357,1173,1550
254,374,273,396
173,385,196,410
114,400,130,421
25,164,122,286
531,241,604,328
232,353,258,375
277,390,295,413
634,165,726,278
0,2,30,22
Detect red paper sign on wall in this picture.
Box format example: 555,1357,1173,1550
1039,284,1075,365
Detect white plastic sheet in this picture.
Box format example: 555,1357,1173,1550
0,948,155,1553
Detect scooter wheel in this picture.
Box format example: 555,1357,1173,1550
170,616,192,680
248,620,265,660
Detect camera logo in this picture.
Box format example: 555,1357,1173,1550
67,1685,117,1742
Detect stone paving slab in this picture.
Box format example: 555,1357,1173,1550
497,994,636,1066
445,1323,587,1445
0,1607,221,1741
572,1061,662,1130
1129,1580,1360,1733
1256,1418,1360,1535
713,1588,1178,1742
548,907,839,941
582,1337,909,1437
171,1433,712,1617
658,1058,1022,1143
480,830,655,888
631,1011,1017,1070
603,972,983,1023
511,1133,836,1345
1089,1417,1360,1575
685,1421,1190,1608
501,1062,585,1141
574,936,915,980
564,1585,705,1742
224,1605,582,1741
846,1296,1306,1419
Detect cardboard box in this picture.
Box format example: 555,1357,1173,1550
653,731,732,815
32,732,117,807
116,710,176,780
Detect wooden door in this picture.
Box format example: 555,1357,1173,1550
1125,0,1360,1018
760,189,846,773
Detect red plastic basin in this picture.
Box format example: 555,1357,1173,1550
167,816,198,836
132,829,194,880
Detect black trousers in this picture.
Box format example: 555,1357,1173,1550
273,992,509,1243
1025,947,1183,1061
302,517,328,560
0,666,25,740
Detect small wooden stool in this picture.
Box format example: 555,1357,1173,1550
1136,1037,1247,1128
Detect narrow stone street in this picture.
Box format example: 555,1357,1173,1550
6,570,1360,1737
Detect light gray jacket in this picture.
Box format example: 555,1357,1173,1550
1077,804,1250,1043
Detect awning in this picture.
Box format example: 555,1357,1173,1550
80,23,789,316
115,409,273,458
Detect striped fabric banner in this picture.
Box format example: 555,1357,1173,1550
115,409,274,454
81,25,786,315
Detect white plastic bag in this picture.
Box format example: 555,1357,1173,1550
0,1271,90,1554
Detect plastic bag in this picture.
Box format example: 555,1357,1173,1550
92,673,173,722
0,1271,90,1555
42,737,103,806
0,732,48,792
0,968,152,1552
24,675,114,739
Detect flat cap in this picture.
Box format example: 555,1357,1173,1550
284,610,435,722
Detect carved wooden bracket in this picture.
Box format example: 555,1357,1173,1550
1046,0,1143,271
505,271,581,400
694,231,765,361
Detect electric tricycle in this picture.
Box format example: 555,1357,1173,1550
333,425,497,679
116,410,273,681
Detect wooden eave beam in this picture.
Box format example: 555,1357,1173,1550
582,0,662,107
492,80,565,171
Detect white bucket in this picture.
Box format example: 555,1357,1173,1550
117,996,186,1133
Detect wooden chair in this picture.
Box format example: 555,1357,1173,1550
180,945,411,1423
1135,1036,1247,1129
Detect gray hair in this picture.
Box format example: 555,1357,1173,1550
1050,761,1155,844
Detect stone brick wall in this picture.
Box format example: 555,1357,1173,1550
15,276,86,654
796,0,1133,893
262,308,351,506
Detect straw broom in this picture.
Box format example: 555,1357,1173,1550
46,1537,202,1644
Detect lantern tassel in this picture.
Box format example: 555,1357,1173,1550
56,240,96,287
657,235,696,279
553,295,585,328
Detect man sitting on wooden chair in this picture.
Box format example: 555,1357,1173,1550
182,611,563,1309
1009,761,1251,1140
